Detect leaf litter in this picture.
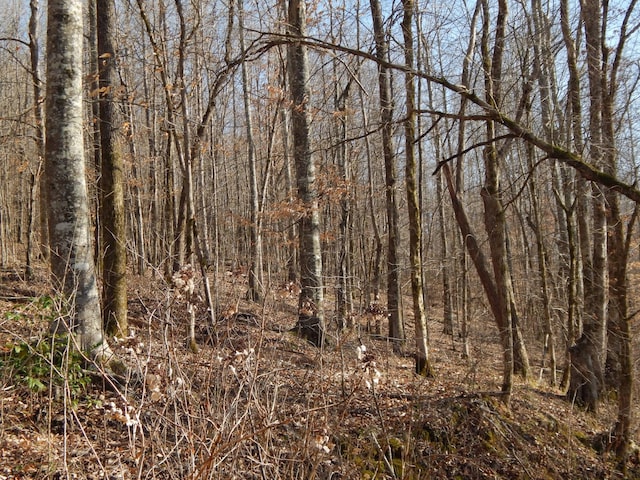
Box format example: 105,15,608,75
0,269,638,479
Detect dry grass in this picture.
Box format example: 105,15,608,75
0,266,638,479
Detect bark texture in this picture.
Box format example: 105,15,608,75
402,0,432,376
239,0,264,303
288,0,325,346
370,0,404,350
480,0,514,398
97,0,128,337
45,0,108,358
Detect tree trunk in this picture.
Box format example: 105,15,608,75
238,0,264,303
559,0,585,389
402,0,433,376
568,333,603,412
281,99,299,284
140,32,160,269
174,0,199,352
606,192,634,464
370,0,404,351
288,0,325,347
480,0,514,400
135,0,180,277
437,170,454,338
567,0,608,413
26,0,46,279
452,1,481,360
601,1,637,464
360,100,383,304
97,0,128,337
526,165,557,386
557,181,580,390
442,163,511,388
529,0,558,386
122,89,146,275
335,80,354,330
88,0,101,275
45,0,110,360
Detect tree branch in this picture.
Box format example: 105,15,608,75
432,133,515,175
258,32,640,203
0,37,30,47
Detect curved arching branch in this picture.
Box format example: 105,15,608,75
257,32,640,204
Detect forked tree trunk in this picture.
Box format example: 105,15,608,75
566,0,608,414
45,0,110,360
480,0,514,400
441,163,512,391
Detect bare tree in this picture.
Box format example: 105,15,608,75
238,0,264,303
558,0,586,389
25,0,46,279
599,0,638,464
566,0,607,414
402,0,432,376
335,78,354,329
97,0,127,337
288,0,325,347
45,0,111,360
370,0,404,351
479,0,515,400
526,0,557,387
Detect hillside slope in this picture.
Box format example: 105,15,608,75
0,269,637,479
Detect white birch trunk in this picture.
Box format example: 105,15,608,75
45,0,109,358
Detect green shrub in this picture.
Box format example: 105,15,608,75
2,334,91,399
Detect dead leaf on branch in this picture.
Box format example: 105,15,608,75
171,264,195,298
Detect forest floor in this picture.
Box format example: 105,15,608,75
0,264,639,479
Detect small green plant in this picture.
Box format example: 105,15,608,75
2,334,91,399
